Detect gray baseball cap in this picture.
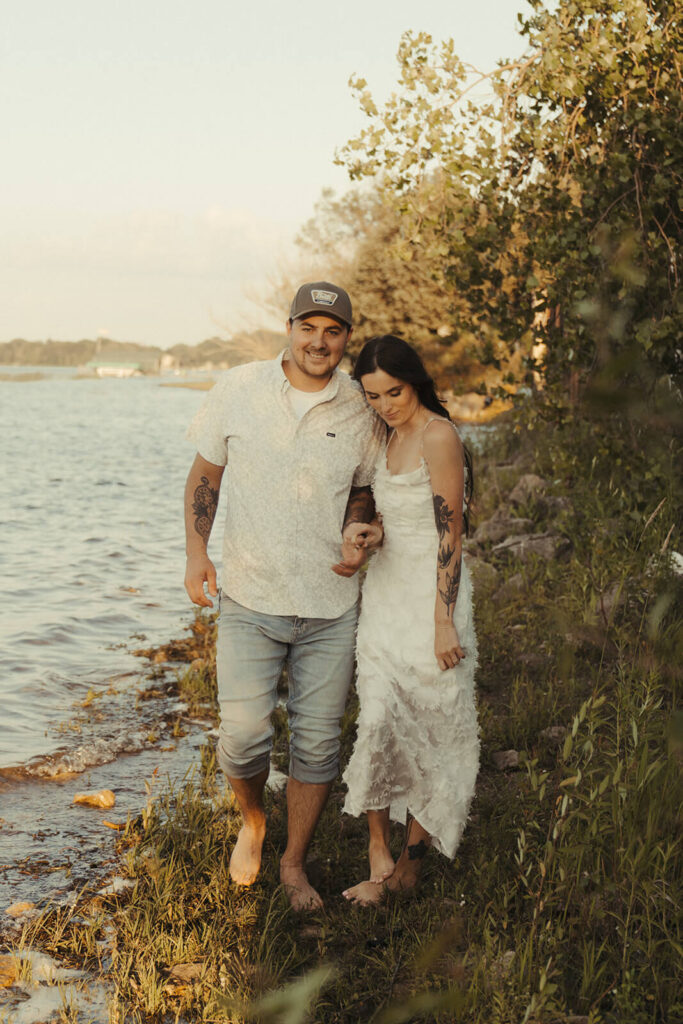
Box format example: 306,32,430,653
289,281,352,328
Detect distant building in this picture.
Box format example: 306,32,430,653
86,360,144,378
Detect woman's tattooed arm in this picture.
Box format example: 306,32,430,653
192,476,219,542
433,492,462,617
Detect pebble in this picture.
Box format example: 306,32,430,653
72,789,116,809
5,901,36,918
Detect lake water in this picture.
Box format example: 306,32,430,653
0,370,223,910
0,370,219,773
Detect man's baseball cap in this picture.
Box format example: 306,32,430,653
289,282,352,328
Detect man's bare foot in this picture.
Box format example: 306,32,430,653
383,864,419,896
229,821,266,886
369,840,394,883
280,863,323,911
342,879,385,906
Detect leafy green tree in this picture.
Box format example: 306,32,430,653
338,0,681,393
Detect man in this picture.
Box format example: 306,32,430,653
184,282,384,910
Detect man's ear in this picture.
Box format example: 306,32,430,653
285,318,293,336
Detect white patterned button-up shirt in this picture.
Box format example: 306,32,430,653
187,352,385,618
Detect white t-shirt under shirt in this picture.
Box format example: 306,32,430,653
286,377,336,420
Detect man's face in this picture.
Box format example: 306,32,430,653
285,315,352,389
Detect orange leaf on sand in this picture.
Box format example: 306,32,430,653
73,789,116,809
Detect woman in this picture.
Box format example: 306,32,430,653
340,336,479,905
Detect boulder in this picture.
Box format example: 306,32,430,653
539,725,567,747
464,555,499,590
473,510,534,545
492,750,520,771
507,474,548,506
494,573,525,604
492,532,571,562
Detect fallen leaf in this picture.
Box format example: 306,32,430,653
102,820,125,830
73,789,116,809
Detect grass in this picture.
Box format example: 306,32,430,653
15,398,681,1023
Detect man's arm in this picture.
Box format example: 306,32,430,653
332,486,380,578
184,453,225,607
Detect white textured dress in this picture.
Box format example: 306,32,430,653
342,438,480,858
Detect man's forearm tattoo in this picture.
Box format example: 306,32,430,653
439,559,462,615
192,476,219,542
433,494,454,539
343,486,375,527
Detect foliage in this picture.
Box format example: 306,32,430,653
337,0,681,392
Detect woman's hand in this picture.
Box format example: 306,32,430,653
435,622,465,671
331,520,384,577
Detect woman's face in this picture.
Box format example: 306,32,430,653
360,368,421,427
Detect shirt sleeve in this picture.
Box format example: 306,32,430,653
185,372,233,466
352,410,386,487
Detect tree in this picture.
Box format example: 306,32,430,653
338,0,681,394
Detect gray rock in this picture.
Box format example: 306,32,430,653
492,531,571,562
507,473,548,506
598,581,625,623
464,555,499,590
494,572,525,604
542,495,572,515
539,725,567,747
492,749,520,771
473,510,534,544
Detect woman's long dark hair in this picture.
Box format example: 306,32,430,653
353,335,474,534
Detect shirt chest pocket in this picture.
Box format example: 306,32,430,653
301,431,359,493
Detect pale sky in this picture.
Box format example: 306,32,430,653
1,0,532,348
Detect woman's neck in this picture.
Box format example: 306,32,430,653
392,404,431,442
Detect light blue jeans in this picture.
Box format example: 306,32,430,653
215,593,358,785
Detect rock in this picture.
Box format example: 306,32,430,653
598,581,625,623
168,962,204,983
507,474,548,506
99,877,135,896
473,510,534,545
464,555,499,590
542,495,572,516
494,573,525,604
492,532,571,562
492,750,520,771
539,725,567,747
73,789,116,809
5,901,36,917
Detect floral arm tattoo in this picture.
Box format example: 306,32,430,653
433,492,462,616
342,485,375,530
192,476,219,542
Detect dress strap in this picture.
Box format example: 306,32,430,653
419,416,442,456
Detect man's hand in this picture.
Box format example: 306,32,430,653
331,521,383,578
185,552,219,607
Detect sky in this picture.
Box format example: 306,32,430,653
1,0,533,348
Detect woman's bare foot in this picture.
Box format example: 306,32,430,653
280,863,323,911
369,840,395,883
229,821,266,886
342,879,385,906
